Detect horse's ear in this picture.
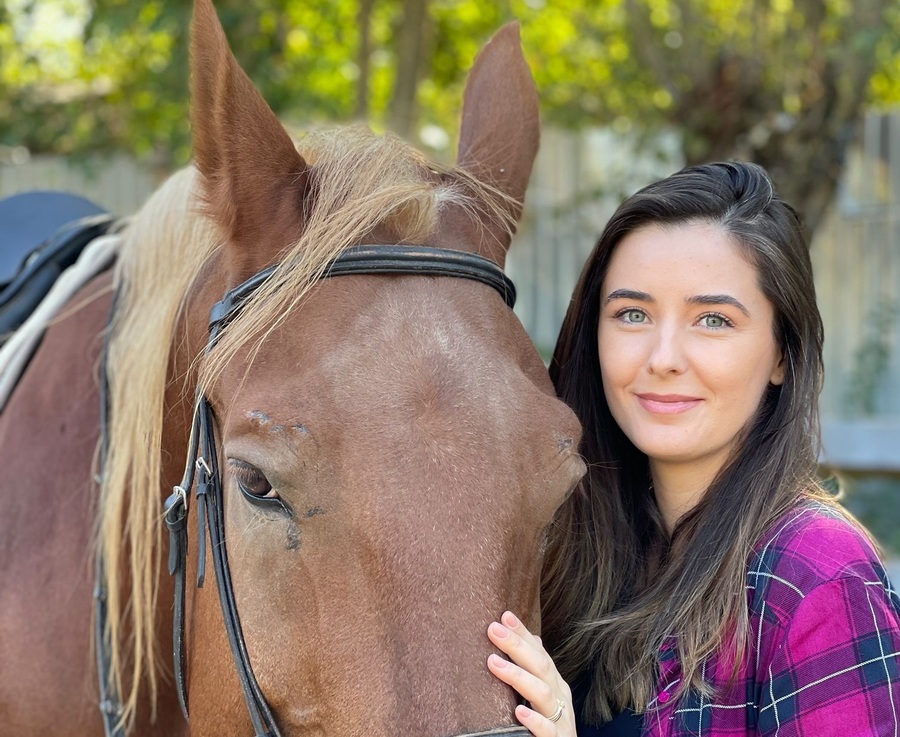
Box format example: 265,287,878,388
191,0,310,278
456,23,539,264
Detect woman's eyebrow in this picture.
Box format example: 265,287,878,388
604,288,653,303
686,294,751,317
604,289,752,317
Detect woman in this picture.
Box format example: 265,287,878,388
487,162,900,736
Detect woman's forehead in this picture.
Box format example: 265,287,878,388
604,222,762,293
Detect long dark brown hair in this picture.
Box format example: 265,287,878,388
542,162,830,720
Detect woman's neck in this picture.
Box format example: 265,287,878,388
650,454,726,533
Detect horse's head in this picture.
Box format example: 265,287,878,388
179,1,586,734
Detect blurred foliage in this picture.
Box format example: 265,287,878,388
838,472,900,557
2,0,900,229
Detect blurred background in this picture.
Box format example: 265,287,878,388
1,0,898,559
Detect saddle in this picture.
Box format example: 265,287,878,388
0,191,116,344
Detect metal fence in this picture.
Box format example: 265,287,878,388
814,114,900,419
0,152,159,216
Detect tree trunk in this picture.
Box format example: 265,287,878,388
388,0,430,140
354,0,375,119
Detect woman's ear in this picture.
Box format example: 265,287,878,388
770,352,786,386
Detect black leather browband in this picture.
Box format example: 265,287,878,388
209,244,516,330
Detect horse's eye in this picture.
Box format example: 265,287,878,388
230,460,272,496
228,460,289,514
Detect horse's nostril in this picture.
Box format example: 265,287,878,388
556,436,574,454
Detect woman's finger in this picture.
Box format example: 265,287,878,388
486,612,575,735
500,611,542,650
487,621,568,693
514,702,574,737
487,653,556,714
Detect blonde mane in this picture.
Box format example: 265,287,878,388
98,126,516,729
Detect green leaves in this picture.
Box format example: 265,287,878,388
2,0,898,203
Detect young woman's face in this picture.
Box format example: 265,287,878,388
597,221,784,475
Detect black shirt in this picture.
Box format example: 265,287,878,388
572,674,643,737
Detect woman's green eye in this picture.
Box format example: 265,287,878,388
625,310,646,323
701,313,730,329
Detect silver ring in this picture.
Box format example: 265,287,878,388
546,699,565,723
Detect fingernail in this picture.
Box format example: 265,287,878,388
503,611,520,628
515,704,534,721
489,654,507,668
489,622,509,638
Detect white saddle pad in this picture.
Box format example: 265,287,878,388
0,231,121,412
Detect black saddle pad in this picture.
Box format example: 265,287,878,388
0,191,115,342
0,191,108,285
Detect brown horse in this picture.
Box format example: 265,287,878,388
0,1,585,735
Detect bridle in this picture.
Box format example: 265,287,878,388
97,244,530,737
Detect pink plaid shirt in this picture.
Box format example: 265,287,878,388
641,503,900,736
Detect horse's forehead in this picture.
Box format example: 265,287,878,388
216,275,582,524
323,288,476,363
226,276,541,423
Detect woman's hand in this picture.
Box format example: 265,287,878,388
487,611,576,737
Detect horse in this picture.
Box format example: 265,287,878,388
0,1,586,735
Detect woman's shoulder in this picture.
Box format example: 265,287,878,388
747,500,891,617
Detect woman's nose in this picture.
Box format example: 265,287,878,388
646,324,688,376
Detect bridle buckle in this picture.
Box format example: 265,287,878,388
195,457,212,477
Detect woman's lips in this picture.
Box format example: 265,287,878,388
635,393,703,415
